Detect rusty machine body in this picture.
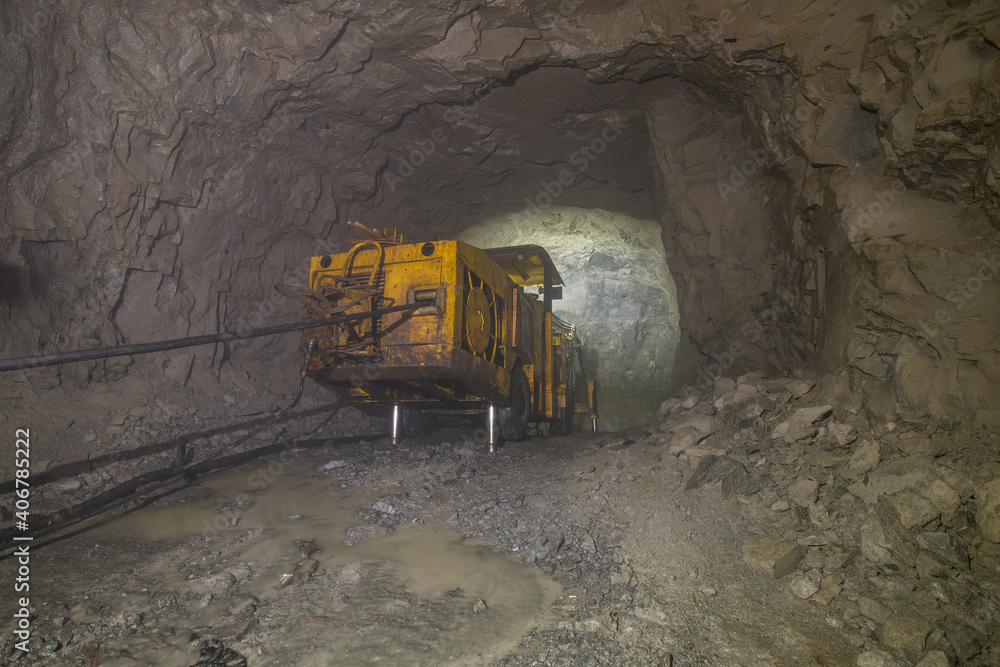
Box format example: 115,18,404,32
302,224,597,446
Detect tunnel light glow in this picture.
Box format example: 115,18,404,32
458,206,681,429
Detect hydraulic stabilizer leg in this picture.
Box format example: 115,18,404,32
587,380,598,432
392,404,400,445
487,404,497,454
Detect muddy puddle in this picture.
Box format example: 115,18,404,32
73,448,560,666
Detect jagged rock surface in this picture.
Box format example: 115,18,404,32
0,1,998,466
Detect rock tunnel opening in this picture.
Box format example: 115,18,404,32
458,206,680,431
2,2,1000,664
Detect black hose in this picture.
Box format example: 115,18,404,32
0,338,337,554
0,301,420,372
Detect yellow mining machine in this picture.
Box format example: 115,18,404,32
300,223,597,448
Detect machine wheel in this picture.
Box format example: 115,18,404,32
498,367,530,441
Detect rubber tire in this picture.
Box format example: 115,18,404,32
498,367,531,441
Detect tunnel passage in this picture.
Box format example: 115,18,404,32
1,0,999,479
366,64,789,401
1,3,1000,665
458,206,680,430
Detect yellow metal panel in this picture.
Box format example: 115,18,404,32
544,311,553,418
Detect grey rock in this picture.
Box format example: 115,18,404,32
200,571,237,591
944,616,984,663
887,490,939,529
472,598,487,613
916,531,969,569
345,524,388,546
47,479,83,493
741,536,807,578
913,651,949,667
217,500,253,513
827,421,858,447
785,378,815,399
807,502,833,529
976,478,1000,543
684,455,748,497
880,613,931,651
713,377,736,395
522,534,564,564
372,500,396,514
897,432,948,457
788,570,820,599
848,457,965,516
295,539,320,558
788,478,820,507
856,596,892,624
851,351,891,379
847,439,881,477
856,649,904,667
771,406,832,443
317,459,348,471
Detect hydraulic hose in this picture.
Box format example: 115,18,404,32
0,302,420,372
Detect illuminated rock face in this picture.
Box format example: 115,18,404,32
458,207,679,393
1,0,999,445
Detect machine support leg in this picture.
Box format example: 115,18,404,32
392,404,400,445
487,404,497,453
586,380,599,433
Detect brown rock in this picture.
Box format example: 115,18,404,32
741,536,807,578
880,613,931,651
976,478,1000,543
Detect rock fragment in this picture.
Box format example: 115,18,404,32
788,478,819,507
856,649,904,667
684,455,748,497
771,405,832,443
785,378,815,399
916,532,969,569
879,613,931,651
741,536,807,578
914,651,949,667
976,478,1000,543
788,570,820,599
846,439,880,476
372,500,396,514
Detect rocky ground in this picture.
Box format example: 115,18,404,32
1,370,999,666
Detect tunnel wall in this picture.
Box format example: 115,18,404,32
1,0,999,480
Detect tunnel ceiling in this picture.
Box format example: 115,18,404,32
2,0,1000,444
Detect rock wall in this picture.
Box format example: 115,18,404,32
1,0,999,475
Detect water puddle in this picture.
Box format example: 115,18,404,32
86,448,560,666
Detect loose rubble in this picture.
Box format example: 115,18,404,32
1,370,997,666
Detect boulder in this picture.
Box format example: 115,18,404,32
771,405,833,443
742,536,807,578
684,455,749,497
